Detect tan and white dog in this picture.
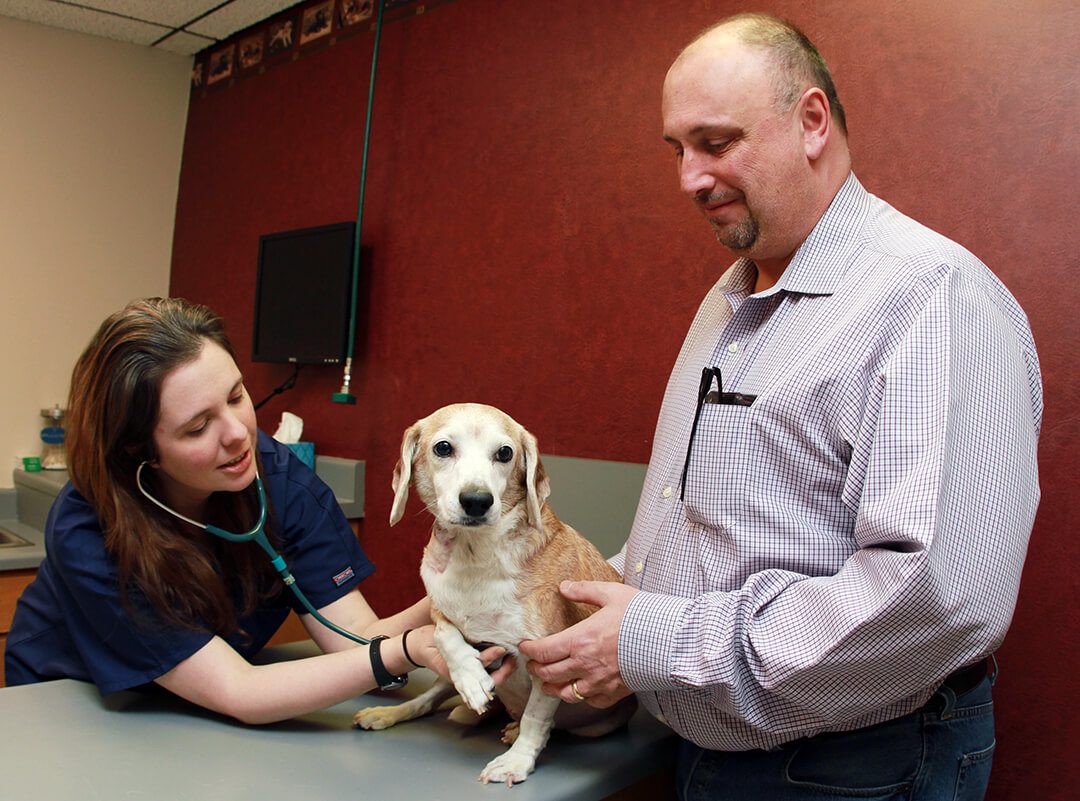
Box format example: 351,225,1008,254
353,403,636,785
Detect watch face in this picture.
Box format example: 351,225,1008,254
381,676,408,690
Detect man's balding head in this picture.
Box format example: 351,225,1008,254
677,13,847,137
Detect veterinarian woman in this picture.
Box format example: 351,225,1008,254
4,297,509,723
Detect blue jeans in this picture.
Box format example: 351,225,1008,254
676,675,995,801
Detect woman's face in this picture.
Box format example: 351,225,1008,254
150,340,258,517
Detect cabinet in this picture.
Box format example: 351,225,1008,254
268,612,309,646
1,569,36,687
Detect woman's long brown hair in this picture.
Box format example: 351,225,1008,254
66,298,280,635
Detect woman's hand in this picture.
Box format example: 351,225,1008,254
404,625,517,686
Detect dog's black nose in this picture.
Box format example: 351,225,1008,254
460,491,494,518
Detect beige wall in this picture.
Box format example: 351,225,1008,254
0,16,191,488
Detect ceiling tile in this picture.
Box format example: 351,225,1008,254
0,1,170,45
155,29,216,56
0,1,304,51
186,0,301,39
70,1,226,28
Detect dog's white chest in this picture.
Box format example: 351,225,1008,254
422,551,529,649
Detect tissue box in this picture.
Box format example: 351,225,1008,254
286,442,315,469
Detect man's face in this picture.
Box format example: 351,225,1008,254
662,35,810,262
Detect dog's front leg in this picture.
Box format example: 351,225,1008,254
434,617,495,715
479,676,559,785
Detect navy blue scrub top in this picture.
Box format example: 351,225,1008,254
4,431,374,694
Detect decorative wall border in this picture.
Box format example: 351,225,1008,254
190,0,459,98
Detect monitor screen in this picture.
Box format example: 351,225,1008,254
252,222,356,364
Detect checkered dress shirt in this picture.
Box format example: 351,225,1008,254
612,173,1042,751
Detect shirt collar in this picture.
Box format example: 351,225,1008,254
775,172,871,296
717,258,758,296
715,172,871,299
726,172,869,299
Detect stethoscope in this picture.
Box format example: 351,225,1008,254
136,461,371,645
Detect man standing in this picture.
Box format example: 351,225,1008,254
520,13,1041,799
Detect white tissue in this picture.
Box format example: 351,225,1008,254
272,412,304,444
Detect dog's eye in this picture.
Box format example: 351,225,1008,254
433,440,454,458
495,445,513,463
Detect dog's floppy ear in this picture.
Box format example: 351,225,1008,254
390,423,421,526
521,429,550,531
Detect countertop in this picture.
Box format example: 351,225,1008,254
0,517,45,570
0,472,50,570
0,642,676,800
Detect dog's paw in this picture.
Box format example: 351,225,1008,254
451,667,495,715
478,750,536,786
352,705,405,731
500,720,520,744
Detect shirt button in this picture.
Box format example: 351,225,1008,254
634,561,644,574
727,342,739,353
662,486,673,499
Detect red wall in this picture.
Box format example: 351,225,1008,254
170,1,1079,798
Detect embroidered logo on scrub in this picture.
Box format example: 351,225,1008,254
332,566,355,587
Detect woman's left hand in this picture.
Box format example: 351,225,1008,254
406,625,517,686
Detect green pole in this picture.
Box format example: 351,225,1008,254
334,0,386,405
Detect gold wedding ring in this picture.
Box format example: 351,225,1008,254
571,680,586,701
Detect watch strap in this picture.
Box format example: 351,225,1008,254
369,634,408,690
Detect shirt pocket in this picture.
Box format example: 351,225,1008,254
681,402,755,530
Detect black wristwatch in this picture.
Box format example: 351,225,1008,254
368,635,408,691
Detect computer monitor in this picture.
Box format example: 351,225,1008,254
252,221,356,364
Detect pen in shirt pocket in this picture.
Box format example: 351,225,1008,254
703,389,757,406
700,367,757,406
681,368,759,500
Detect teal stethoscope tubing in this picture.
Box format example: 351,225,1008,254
135,462,371,645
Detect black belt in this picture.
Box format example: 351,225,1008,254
938,658,990,698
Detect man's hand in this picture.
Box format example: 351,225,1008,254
518,580,638,708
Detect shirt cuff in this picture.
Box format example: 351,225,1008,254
618,590,693,692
